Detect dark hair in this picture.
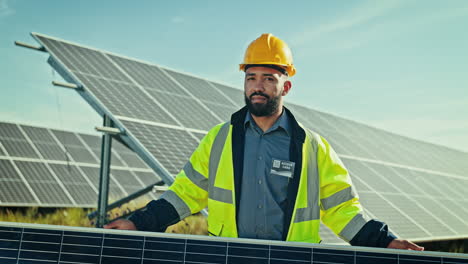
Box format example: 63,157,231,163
244,64,288,76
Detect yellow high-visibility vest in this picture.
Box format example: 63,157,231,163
163,112,369,243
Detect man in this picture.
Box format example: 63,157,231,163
105,33,423,250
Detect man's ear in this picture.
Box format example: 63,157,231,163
282,80,292,96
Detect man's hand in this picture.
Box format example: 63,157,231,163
103,219,137,230
387,239,424,251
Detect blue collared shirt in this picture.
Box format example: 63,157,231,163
237,110,292,240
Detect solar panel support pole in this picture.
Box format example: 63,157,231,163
14,41,46,52
96,115,114,228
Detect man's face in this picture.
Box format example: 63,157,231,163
244,66,291,117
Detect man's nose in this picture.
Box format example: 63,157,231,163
253,80,264,91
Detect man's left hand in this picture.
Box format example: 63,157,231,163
387,239,424,251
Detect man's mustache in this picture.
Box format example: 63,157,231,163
249,92,270,100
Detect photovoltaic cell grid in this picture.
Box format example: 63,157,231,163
0,121,161,207
0,223,467,264
30,33,468,243
286,104,468,241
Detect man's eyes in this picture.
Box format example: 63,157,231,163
246,76,275,81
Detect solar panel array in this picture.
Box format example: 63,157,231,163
285,104,468,241
0,121,161,207
1,222,468,264
28,33,468,243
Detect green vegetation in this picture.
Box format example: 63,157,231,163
0,207,93,227
0,205,207,236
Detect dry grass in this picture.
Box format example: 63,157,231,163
0,203,207,236
166,213,207,235
0,207,93,227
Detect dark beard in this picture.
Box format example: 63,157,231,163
244,92,280,117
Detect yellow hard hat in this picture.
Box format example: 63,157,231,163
239,33,296,77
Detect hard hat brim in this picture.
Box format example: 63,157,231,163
239,63,296,77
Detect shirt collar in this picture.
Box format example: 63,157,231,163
244,109,291,136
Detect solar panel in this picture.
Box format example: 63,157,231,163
1,140,40,159
343,160,401,194
165,69,237,106
109,55,189,95
111,169,149,194
414,197,468,235
358,192,430,239
114,151,148,168
14,161,74,205
0,160,37,204
120,120,199,175
75,72,179,126
145,89,219,130
0,121,161,207
209,82,245,106
133,171,165,187
26,33,468,244
0,222,467,264
48,164,97,205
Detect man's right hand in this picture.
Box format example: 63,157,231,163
103,219,137,230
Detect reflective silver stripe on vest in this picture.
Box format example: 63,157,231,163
338,212,370,242
183,162,208,191
321,186,357,211
160,190,192,219
208,122,233,204
294,130,320,223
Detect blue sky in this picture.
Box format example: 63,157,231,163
1,0,467,152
